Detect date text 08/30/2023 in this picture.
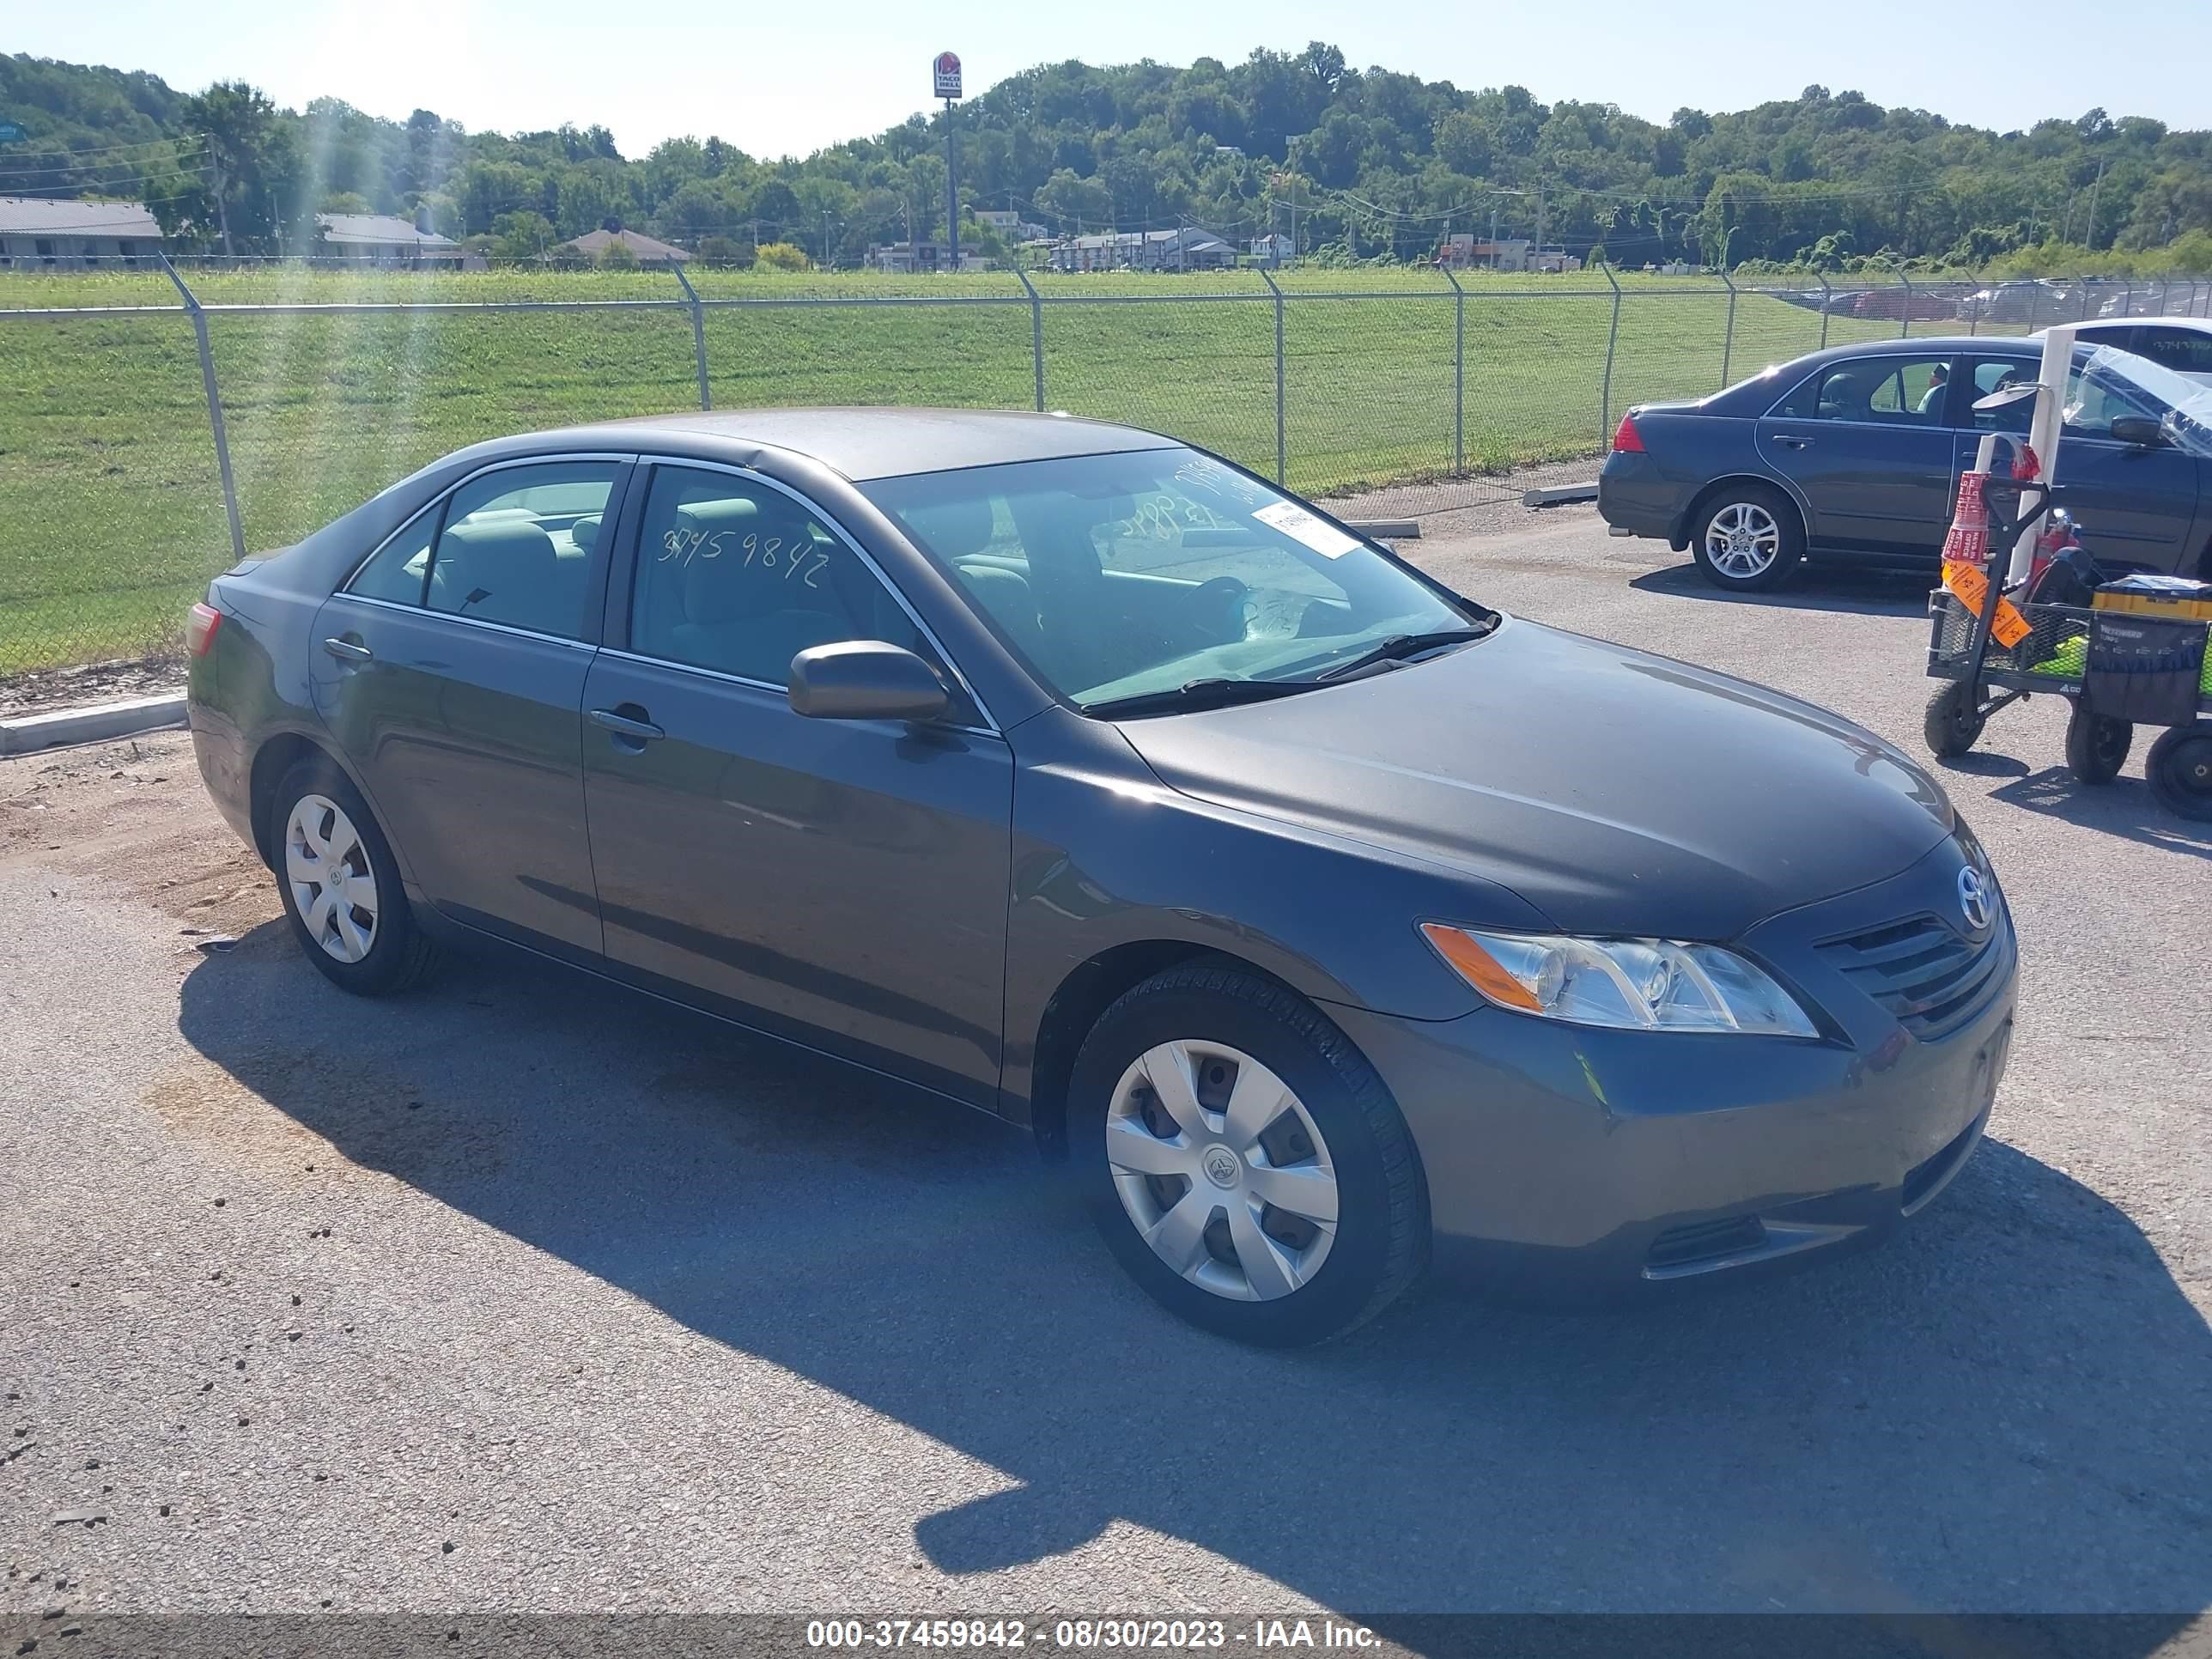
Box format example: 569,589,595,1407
805,1620,1382,1650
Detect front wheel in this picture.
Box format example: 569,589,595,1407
2146,721,2212,822
2063,702,2133,786
1923,680,1986,759
1068,960,1429,1346
270,756,439,995
1689,485,1804,592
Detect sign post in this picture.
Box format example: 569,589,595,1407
934,52,962,270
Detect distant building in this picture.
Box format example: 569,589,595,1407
1049,227,1236,272
1249,233,1294,266
1440,234,1534,271
562,226,692,265
317,212,463,265
0,197,162,269
1528,247,1583,274
970,209,1048,240
866,240,990,274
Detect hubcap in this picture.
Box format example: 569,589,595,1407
284,793,379,964
1105,1041,1339,1302
1705,502,1781,578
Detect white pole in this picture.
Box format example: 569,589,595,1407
2007,324,2075,586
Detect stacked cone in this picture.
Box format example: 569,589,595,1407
1942,471,1990,568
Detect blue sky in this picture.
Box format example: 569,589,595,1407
14,0,2210,159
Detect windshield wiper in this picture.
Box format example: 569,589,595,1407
1312,626,1492,683
1081,678,1322,720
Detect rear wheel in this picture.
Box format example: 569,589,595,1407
2146,721,2212,822
1689,484,1803,592
1923,680,1986,759
270,756,438,995
2063,702,2133,786
1069,960,1428,1346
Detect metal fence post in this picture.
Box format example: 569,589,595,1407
672,261,711,411
2119,277,2132,320
1718,267,1737,389
161,255,246,566
1439,263,1465,474
2077,277,2093,323
1896,272,1913,339
2026,282,2041,332
1818,273,1832,350
1597,260,1622,453
1258,267,1286,484
1012,264,1046,412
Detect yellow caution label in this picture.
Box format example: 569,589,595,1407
1943,562,2033,649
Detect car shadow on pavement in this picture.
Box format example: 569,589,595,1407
177,934,2212,1629
1958,763,2212,860
1630,562,1930,618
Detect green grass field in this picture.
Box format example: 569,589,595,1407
0,265,1940,674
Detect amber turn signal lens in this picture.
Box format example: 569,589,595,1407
1419,922,1542,1012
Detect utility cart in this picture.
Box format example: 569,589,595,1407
1918,327,2212,821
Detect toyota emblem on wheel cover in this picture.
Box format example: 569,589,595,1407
1957,865,1993,933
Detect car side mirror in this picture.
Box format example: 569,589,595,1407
788,641,950,722
2108,414,2167,448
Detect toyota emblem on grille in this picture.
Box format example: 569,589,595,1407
1957,865,1994,933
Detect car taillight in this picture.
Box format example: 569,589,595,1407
187,601,222,658
1611,414,1645,453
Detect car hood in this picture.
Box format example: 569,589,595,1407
1115,617,1954,941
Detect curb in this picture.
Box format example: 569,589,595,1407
0,693,187,757
1522,483,1600,507
1343,519,1421,540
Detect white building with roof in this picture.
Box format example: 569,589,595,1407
316,211,464,265
0,197,164,269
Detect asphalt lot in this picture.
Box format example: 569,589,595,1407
3,507,2209,1632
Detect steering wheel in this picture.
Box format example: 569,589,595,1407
1186,576,1255,646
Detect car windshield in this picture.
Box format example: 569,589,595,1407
863,447,1480,710
2074,344,2212,457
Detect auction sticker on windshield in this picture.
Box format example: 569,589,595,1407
1253,501,1360,558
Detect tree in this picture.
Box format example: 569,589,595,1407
597,238,639,270
755,241,810,270
181,81,279,253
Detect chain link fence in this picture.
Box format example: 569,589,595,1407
3,261,2207,684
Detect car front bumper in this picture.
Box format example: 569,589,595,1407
1334,841,2016,1301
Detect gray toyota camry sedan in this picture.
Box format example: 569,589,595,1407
186,408,2014,1345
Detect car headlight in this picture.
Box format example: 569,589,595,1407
1419,923,1820,1038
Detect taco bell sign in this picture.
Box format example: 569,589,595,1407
933,52,962,100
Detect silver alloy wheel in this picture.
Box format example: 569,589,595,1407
1704,501,1782,579
283,793,379,964
1105,1040,1339,1302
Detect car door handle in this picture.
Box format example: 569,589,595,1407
1773,434,1815,449
589,707,665,743
323,636,373,663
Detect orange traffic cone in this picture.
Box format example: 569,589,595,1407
1942,471,1990,568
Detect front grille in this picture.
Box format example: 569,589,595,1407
1645,1215,1767,1271
1818,913,2007,1040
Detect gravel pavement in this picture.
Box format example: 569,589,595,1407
2,510,2208,1632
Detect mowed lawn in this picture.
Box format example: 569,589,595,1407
0,265,1922,672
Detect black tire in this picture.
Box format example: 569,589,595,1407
1068,958,1429,1346
268,755,439,995
1688,483,1805,592
2063,701,2133,786
2145,721,2212,822
1923,680,1986,759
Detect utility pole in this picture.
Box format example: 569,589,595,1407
1534,187,1547,258
1489,201,1498,267
822,210,832,270
2085,158,2106,252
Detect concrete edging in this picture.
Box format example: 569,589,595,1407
1343,520,1420,540
1522,483,1601,507
0,694,187,757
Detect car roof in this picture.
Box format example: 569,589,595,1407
2047,316,2212,336
471,406,1180,482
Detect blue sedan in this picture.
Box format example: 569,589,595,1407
1600,337,2212,591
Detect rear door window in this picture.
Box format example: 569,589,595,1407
1773,357,1954,424
2131,327,2212,377
423,462,622,639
